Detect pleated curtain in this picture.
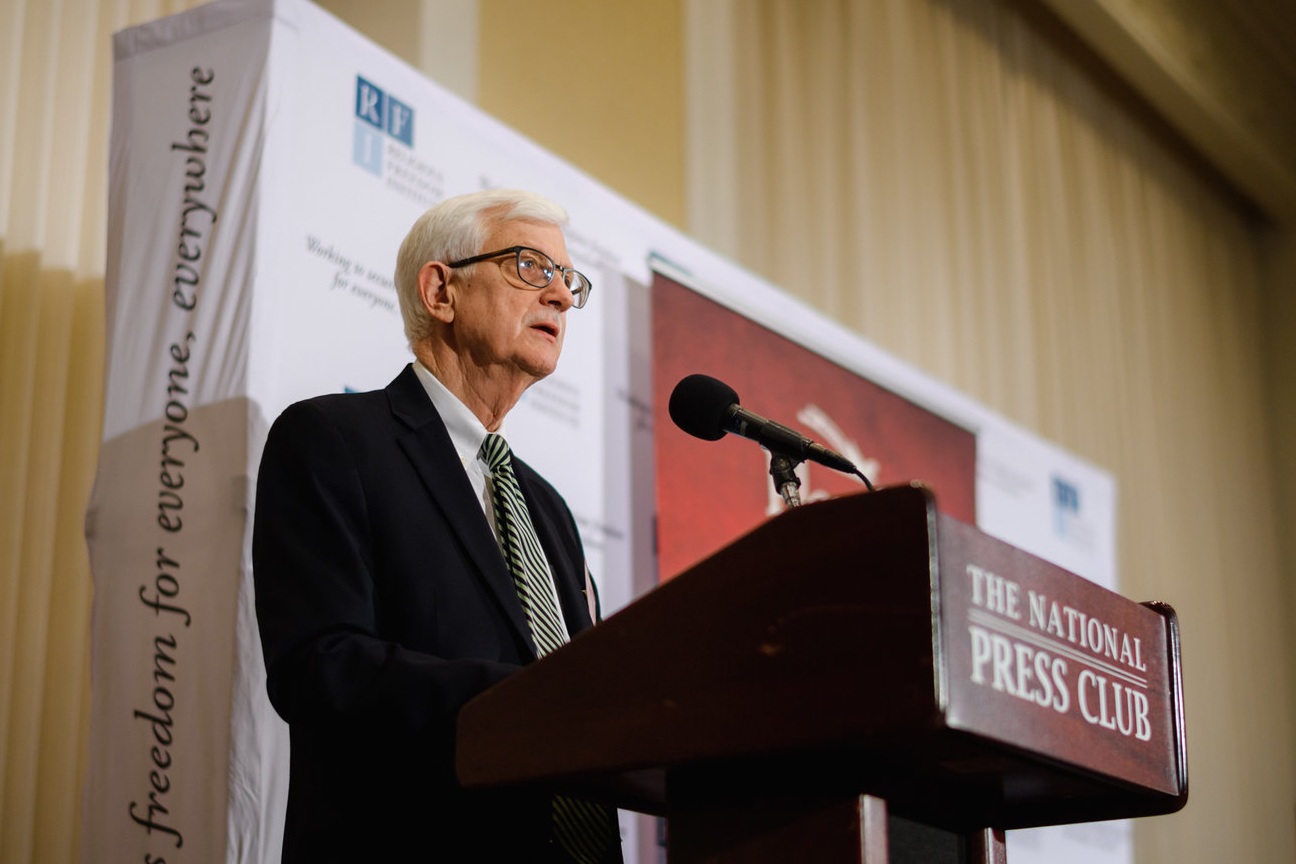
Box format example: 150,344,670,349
684,2,1291,861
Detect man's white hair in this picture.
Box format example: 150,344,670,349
394,188,569,348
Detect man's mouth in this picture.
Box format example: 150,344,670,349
530,320,560,338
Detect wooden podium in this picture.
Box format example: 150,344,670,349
456,485,1188,862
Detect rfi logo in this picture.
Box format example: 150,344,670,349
353,75,414,176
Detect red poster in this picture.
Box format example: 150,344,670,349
652,272,976,580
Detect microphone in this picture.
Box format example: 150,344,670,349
668,374,859,475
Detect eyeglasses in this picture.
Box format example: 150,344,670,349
447,245,592,309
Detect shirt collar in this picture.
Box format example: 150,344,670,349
411,360,501,467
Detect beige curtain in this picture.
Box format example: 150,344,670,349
0,2,205,861
688,0,1293,861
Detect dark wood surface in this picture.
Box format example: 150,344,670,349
456,485,1188,835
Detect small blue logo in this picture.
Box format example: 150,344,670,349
1051,475,1080,538
353,75,415,175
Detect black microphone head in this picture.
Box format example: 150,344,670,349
669,374,739,441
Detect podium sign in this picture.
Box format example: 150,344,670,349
940,517,1184,799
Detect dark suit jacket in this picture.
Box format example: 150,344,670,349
253,364,604,862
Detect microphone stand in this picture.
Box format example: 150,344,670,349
768,449,803,509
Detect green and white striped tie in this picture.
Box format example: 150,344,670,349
479,433,618,864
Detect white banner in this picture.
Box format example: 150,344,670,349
91,1,1120,862
90,3,274,860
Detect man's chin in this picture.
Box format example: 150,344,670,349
517,344,561,377
516,358,559,385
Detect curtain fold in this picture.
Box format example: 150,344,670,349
0,262,91,864
686,1,1293,861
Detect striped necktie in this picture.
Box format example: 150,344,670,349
479,433,619,864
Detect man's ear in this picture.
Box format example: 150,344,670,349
417,261,456,323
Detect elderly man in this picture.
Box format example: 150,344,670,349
253,189,621,862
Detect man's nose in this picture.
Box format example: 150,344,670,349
543,276,575,311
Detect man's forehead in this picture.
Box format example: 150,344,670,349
486,216,561,237
485,218,568,255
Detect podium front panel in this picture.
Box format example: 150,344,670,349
937,515,1183,796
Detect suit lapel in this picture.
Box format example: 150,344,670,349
386,365,536,655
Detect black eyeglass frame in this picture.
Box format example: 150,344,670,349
446,245,592,309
